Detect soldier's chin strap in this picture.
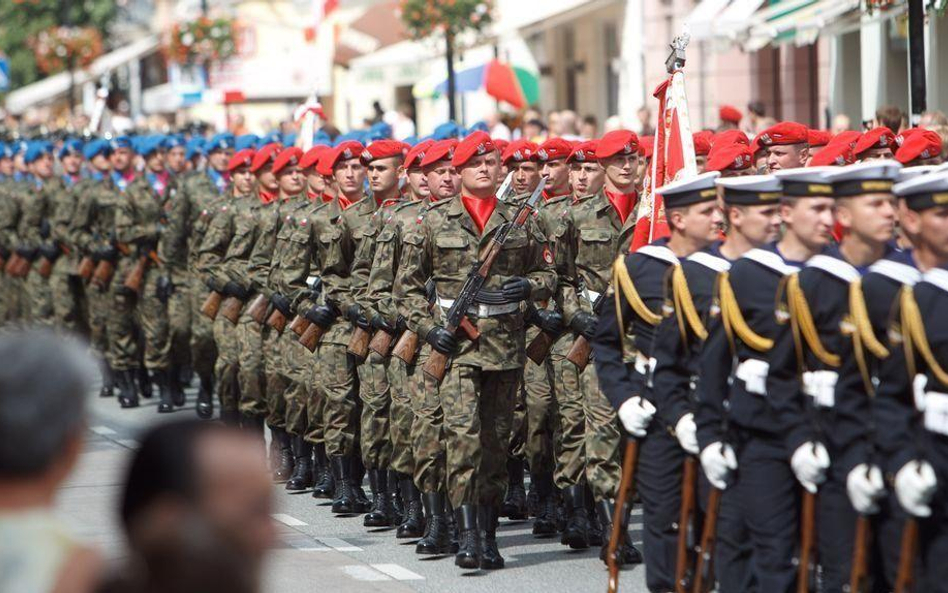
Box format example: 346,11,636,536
901,286,948,387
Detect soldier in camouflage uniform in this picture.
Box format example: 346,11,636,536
396,131,556,570
48,139,85,334
0,142,22,324
19,142,61,327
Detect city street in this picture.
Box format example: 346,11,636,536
58,383,648,593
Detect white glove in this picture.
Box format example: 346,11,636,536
617,396,656,437
700,442,738,490
791,442,830,493
895,460,938,517
675,413,699,455
846,464,885,514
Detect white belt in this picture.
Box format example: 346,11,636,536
436,297,520,318
735,358,769,396
305,275,320,288
634,352,656,376
802,370,838,408
913,375,948,436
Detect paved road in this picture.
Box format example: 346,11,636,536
57,383,649,593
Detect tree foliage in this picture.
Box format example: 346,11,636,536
399,0,493,40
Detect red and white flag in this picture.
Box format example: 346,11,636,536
631,68,698,251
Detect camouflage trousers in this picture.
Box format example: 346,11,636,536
212,314,240,414
284,333,314,438
0,276,26,323
517,343,557,476
166,270,192,373
236,309,267,418
388,356,415,477
310,330,360,458
440,364,519,509
262,323,290,430
188,274,217,381
49,261,84,333
25,268,54,326
86,281,112,363
552,349,586,489
410,349,446,493
108,270,170,371
358,352,392,470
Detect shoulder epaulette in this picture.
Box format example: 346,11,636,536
786,272,841,368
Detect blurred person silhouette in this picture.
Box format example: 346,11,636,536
832,113,852,135
0,329,102,593
580,115,598,139
874,104,906,133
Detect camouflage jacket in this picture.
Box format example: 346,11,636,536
221,196,268,295
113,175,164,282
195,192,249,290
266,195,315,309
246,196,289,300
162,170,226,276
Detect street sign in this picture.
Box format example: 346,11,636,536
0,57,10,91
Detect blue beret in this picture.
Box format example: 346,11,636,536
139,135,167,157
186,137,206,160
58,138,84,159
83,139,112,160
24,141,54,164
235,134,259,151
163,134,186,149
467,121,490,134
207,132,236,152
367,122,393,141
312,130,333,147
262,131,282,146
109,136,134,152
433,121,462,140
0,143,14,159
13,140,29,156
401,136,419,146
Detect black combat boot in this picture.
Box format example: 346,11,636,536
446,499,459,552
168,366,186,407
586,486,603,546
286,437,314,491
137,367,152,399
454,504,480,569
155,369,174,414
501,457,528,520
271,428,294,482
363,470,395,527
597,499,643,566
99,361,114,397
415,492,452,554
478,505,505,569
350,456,371,513
312,444,334,499
331,455,357,514
531,472,558,536
397,476,425,539
196,373,214,419
388,470,405,524
118,370,139,409
561,484,590,549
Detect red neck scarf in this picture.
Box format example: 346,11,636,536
605,190,638,224
338,195,354,210
322,193,334,203
461,194,497,234
258,189,277,204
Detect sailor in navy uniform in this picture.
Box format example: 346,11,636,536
695,167,837,592
874,171,948,591
767,160,903,592
592,171,724,592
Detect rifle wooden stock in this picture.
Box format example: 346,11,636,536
201,291,224,320
246,294,269,325
849,515,871,593
298,322,326,352
123,250,158,294
675,457,698,593
37,257,53,278
566,334,592,371
3,254,20,276
423,350,450,382
692,487,722,593
348,326,371,360
798,491,817,593
369,329,395,358
607,438,640,593
220,296,244,325
91,259,115,289
0,254,4,274
288,315,311,337
525,330,557,365
13,255,32,278
895,518,918,593
267,308,288,333
391,330,419,364
77,256,95,281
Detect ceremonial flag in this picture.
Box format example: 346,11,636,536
632,40,698,252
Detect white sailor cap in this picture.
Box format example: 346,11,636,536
656,171,721,208
773,167,835,197
715,174,782,205
893,171,948,211
897,165,939,184
825,160,903,197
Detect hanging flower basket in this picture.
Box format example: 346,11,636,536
29,26,104,75
398,0,493,38
167,17,237,65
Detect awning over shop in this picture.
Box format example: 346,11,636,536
743,0,862,49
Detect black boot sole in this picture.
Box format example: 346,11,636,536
196,404,213,419
363,512,393,527
415,542,453,555
532,520,558,536
480,557,505,570
157,404,174,413
396,523,425,539
312,486,334,499
455,553,480,569
561,529,590,550
119,398,139,409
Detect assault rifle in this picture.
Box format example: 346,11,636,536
565,289,607,371
674,457,698,593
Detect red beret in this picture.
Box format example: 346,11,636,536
853,127,897,157
493,139,510,154
272,147,303,175
567,140,599,163
227,149,256,172
596,129,639,160
537,138,573,162
317,140,364,176
807,129,832,147
826,130,862,151
639,136,654,158
299,145,329,171
896,130,943,164
719,105,742,124
809,142,854,167
361,139,409,164
420,139,458,168
501,139,539,165
451,131,497,168
713,130,749,147
403,139,435,170
756,122,809,146
693,131,714,156
250,143,282,173
896,128,921,147
705,143,753,173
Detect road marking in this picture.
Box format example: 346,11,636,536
318,537,362,552
371,563,424,580
90,425,116,436
340,566,390,581
117,439,139,449
272,513,307,526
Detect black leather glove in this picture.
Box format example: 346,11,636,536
370,314,394,334
395,315,408,333
222,281,250,301
156,275,174,302
570,311,599,340
426,326,459,355
0,246,9,260
501,276,532,302
205,277,224,293
136,239,158,256
270,292,292,317
345,303,370,329
97,244,118,262
38,243,60,261
39,219,51,240
304,304,337,328
535,309,565,335
16,245,37,260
